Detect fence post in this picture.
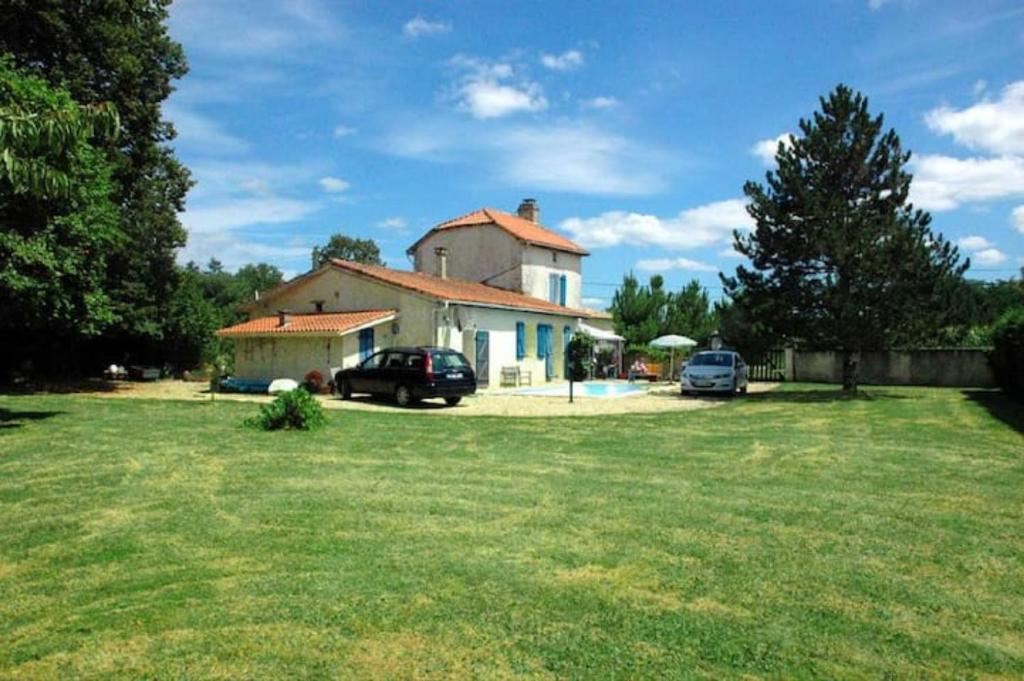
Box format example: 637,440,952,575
784,347,795,382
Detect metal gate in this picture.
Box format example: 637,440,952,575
748,348,786,382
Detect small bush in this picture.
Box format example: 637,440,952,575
245,388,327,431
989,307,1024,399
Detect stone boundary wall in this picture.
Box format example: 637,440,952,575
786,348,995,388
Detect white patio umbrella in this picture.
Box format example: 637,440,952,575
650,334,698,381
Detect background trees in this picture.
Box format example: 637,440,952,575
312,234,383,267
610,273,717,351
723,85,966,390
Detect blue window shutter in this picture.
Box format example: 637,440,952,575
516,322,525,360
559,275,567,306
536,324,546,358
358,328,374,361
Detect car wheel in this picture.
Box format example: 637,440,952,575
395,385,413,407
340,380,352,400
444,396,462,407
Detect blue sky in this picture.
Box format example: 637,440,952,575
167,0,1024,308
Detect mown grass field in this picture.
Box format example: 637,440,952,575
1,385,1022,679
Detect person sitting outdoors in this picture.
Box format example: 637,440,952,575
628,359,648,383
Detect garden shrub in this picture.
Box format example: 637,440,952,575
989,307,1024,399
246,388,327,431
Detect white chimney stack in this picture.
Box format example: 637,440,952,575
434,246,448,279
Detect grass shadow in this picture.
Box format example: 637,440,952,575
0,407,64,430
340,395,455,411
962,389,1024,436
0,378,122,395
742,387,915,403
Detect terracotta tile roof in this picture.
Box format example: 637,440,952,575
583,308,614,320
216,309,397,337
330,259,591,317
415,207,588,255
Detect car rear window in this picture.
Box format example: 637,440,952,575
430,351,470,370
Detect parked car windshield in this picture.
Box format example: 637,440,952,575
430,351,470,370
689,352,734,367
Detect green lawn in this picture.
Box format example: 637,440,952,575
1,386,1022,679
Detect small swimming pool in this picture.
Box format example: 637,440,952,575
514,382,647,398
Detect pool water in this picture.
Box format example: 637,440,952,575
514,382,647,398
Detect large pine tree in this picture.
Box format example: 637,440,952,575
722,85,966,390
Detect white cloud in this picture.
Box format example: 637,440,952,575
580,96,619,110
447,55,547,119
540,50,584,71
169,0,340,57
718,245,744,259
957,235,992,250
581,297,607,308
178,159,324,270
239,178,271,196
909,154,1024,211
333,125,357,138
954,235,1008,269
165,103,249,155
460,80,547,119
1013,206,1024,234
382,120,668,196
635,257,719,273
751,133,792,165
493,125,666,195
560,199,753,249
868,0,891,9
403,16,452,38
972,79,988,98
973,248,1007,266
378,216,408,232
318,176,350,193
183,197,319,235
925,81,1024,156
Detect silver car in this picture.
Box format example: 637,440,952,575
680,351,749,396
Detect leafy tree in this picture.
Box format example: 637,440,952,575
1,0,192,348
163,260,285,373
989,307,1024,399
163,267,222,372
0,56,121,373
234,263,284,302
312,234,383,267
723,84,966,390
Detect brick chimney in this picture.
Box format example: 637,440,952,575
277,309,291,327
434,246,448,279
517,198,539,223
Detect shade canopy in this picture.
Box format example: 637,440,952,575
578,322,625,342
650,334,697,348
